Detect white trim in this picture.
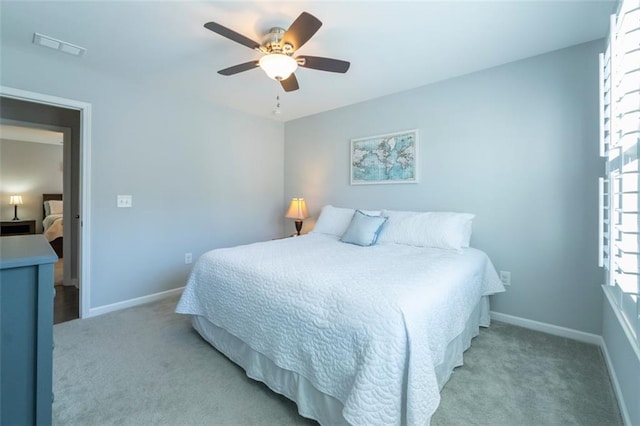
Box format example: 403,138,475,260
599,334,632,426
79,102,92,319
490,311,601,345
88,287,184,318
0,86,92,319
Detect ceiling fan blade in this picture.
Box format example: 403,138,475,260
280,73,299,92
281,12,322,52
204,21,261,50
218,61,259,76
297,56,350,73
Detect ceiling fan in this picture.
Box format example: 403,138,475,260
204,12,350,92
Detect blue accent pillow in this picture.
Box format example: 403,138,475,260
340,210,388,247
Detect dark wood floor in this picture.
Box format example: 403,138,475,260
53,258,79,324
54,285,79,324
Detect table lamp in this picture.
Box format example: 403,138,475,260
10,195,23,221
285,198,309,236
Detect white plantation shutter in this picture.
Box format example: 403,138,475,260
600,0,640,342
600,47,611,157
598,177,609,268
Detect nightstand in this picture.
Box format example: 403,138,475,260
0,220,36,236
272,234,297,240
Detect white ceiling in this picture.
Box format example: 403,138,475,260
0,1,616,121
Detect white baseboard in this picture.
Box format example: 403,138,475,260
490,311,601,345
88,287,184,318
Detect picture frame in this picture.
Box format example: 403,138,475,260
350,129,419,185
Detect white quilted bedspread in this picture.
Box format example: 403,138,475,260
176,234,504,425
43,214,63,242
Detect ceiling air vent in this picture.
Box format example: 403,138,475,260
32,33,86,57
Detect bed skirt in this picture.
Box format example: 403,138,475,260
191,295,491,425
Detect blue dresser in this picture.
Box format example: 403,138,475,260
1,235,57,425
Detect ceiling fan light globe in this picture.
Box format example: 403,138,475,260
259,54,298,81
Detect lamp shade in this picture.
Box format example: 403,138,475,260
9,195,23,205
259,54,298,81
285,198,309,220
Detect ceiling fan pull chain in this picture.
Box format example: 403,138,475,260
273,95,282,115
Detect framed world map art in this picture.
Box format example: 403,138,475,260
350,129,419,185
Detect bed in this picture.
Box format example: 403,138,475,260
176,207,505,425
43,193,63,258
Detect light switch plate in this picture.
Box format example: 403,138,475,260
117,195,132,208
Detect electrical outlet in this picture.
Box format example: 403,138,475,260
499,270,511,286
184,253,192,264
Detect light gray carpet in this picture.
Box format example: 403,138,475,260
53,296,622,425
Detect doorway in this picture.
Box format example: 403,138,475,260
0,120,75,322
0,86,92,319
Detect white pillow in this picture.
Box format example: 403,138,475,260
359,209,381,216
47,200,63,215
378,210,474,251
311,205,355,237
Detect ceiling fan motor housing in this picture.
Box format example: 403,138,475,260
262,27,294,54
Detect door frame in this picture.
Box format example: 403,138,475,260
1,86,92,318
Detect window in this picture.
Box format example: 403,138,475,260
599,0,640,343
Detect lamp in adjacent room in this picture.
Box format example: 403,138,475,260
285,198,309,236
9,195,23,221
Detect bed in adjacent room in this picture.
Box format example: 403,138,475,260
43,193,63,258
176,206,505,425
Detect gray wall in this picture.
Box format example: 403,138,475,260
285,40,605,334
1,38,285,309
0,138,63,232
